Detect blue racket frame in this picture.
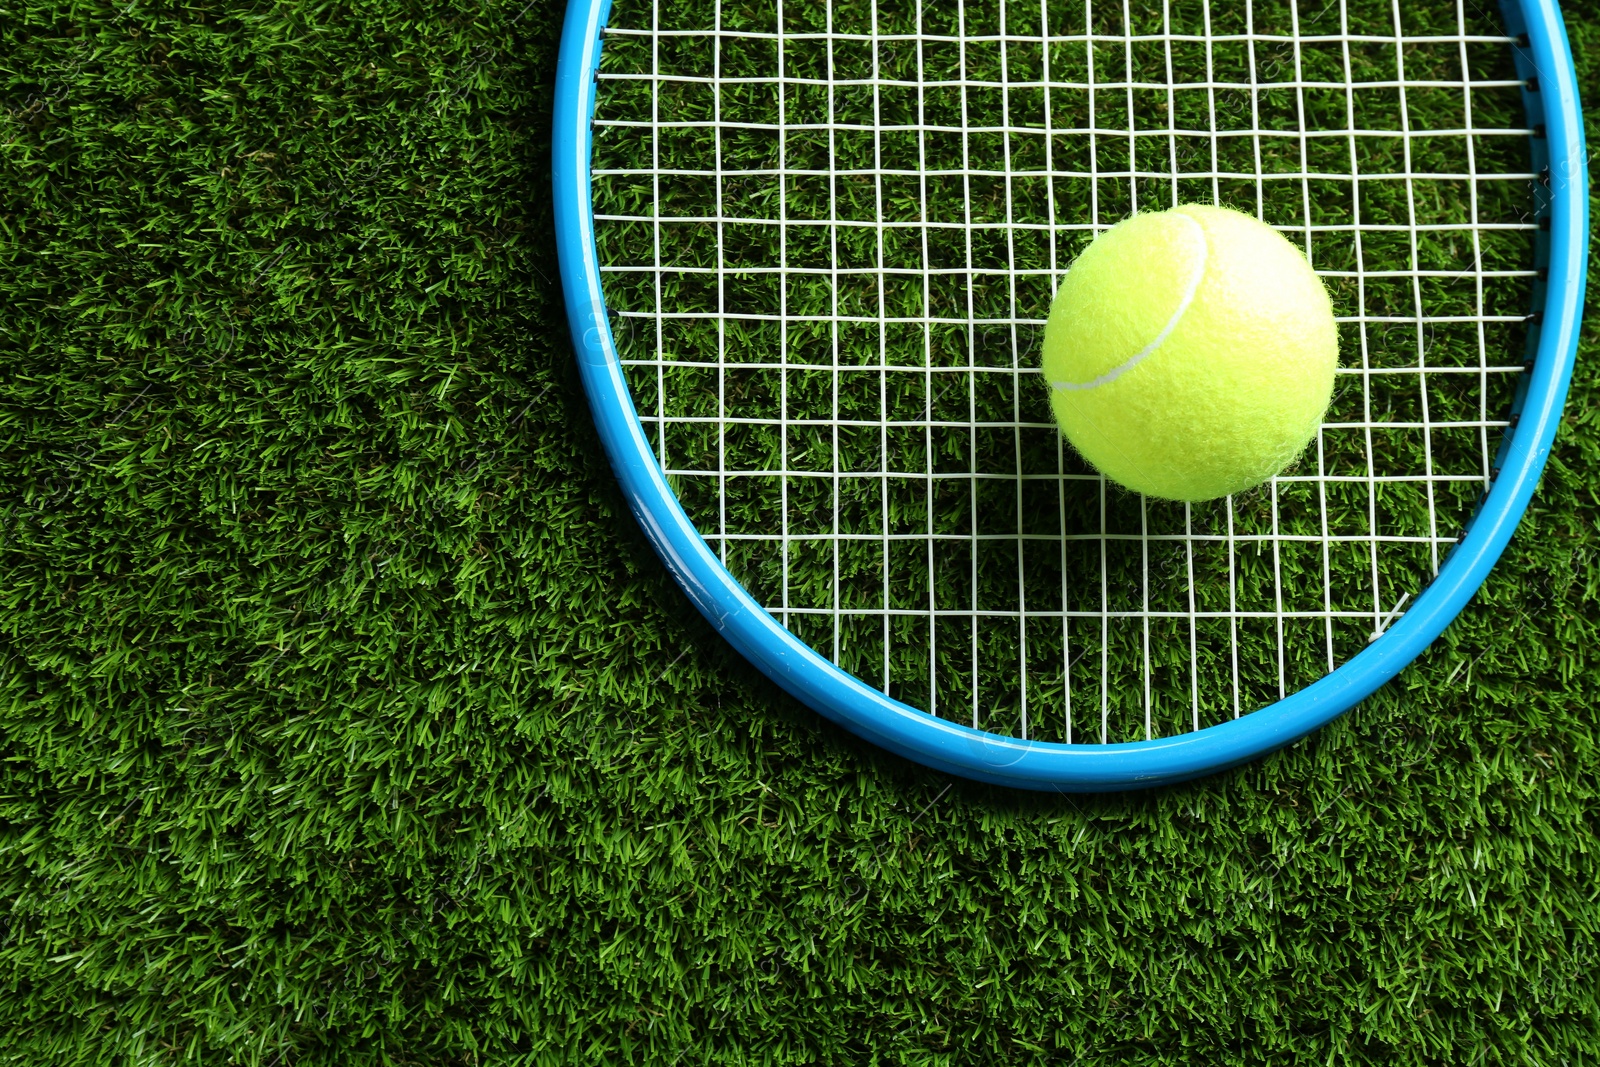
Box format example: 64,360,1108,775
553,0,1588,791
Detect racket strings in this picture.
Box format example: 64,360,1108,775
590,0,1538,743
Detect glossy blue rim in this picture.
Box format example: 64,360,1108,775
553,0,1587,791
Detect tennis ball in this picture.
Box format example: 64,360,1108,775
1041,204,1338,502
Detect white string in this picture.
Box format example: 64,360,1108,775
593,0,1534,743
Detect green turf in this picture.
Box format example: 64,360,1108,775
1,0,1597,1063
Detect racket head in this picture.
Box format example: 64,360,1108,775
553,0,1588,790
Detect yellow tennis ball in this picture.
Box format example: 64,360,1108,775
1041,204,1338,502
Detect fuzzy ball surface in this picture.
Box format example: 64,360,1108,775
1042,204,1338,502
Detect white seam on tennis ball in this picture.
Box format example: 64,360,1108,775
1051,211,1209,392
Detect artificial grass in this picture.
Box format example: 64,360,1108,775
0,0,1597,1064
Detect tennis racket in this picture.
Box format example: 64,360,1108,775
554,0,1587,790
